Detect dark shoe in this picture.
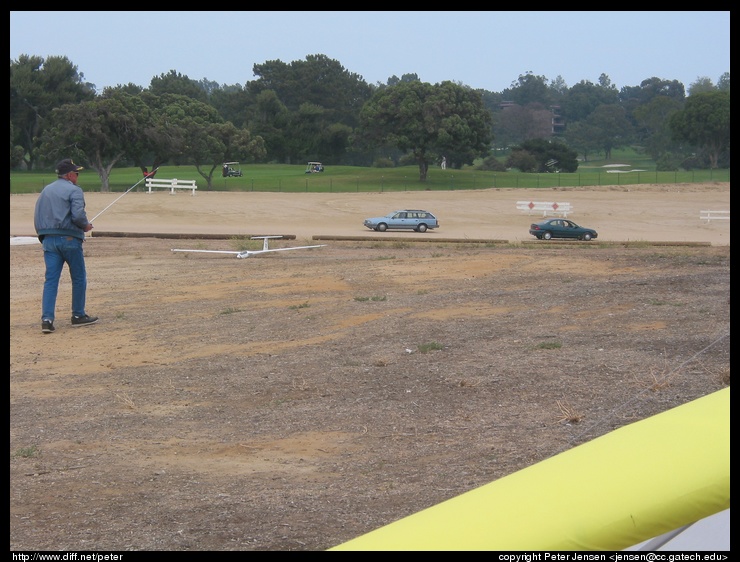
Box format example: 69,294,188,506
41,319,55,333
71,314,99,327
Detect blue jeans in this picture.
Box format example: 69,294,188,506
41,235,88,321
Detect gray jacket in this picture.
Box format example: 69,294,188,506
34,178,90,241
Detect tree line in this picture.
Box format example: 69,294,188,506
10,53,730,191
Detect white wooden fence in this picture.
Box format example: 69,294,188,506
516,201,572,217
146,178,198,195
699,210,729,222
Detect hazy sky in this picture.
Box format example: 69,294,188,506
10,11,730,94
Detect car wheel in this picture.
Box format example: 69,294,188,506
543,232,552,240
582,233,593,241
417,224,428,233
377,223,388,232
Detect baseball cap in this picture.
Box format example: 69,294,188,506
56,158,84,175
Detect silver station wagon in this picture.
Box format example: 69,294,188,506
363,210,439,233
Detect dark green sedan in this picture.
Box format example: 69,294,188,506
529,218,598,241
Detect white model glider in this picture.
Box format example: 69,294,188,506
172,236,326,259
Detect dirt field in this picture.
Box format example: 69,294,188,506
10,184,730,551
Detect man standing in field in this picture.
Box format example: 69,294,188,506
34,158,98,333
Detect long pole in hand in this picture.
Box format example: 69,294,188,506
90,167,159,223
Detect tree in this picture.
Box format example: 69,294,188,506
478,89,505,151
99,88,180,176
88,89,196,181
135,92,208,171
182,121,266,189
38,97,144,191
632,95,684,161
548,75,569,98
385,73,421,87
37,91,266,191
598,73,614,90
137,92,267,186
505,149,537,173
563,121,601,163
280,102,325,163
148,70,209,103
250,55,372,124
585,105,634,160
10,54,95,169
495,102,553,148
10,122,24,168
140,94,266,188
716,72,730,93
669,91,730,169
507,138,578,173
619,77,685,130
688,76,716,96
322,122,353,164
561,79,619,123
503,72,552,106
101,83,144,97
358,81,492,181
620,77,685,105
242,89,291,163
245,55,373,163
209,83,249,128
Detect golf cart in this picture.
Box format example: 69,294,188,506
305,161,324,173
222,162,243,178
